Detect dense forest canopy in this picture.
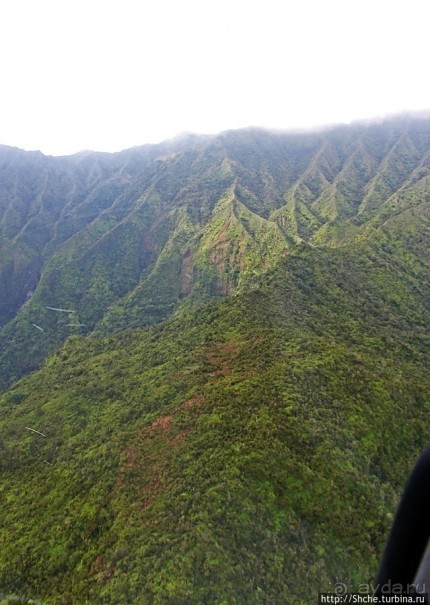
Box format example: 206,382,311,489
1,116,430,603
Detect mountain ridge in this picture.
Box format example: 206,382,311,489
1,115,430,602
3,116,430,390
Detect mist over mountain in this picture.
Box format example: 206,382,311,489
1,116,430,603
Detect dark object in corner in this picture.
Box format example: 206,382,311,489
375,445,430,600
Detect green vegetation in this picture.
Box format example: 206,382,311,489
1,202,430,601
1,117,430,602
3,117,430,390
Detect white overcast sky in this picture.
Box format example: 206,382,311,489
0,0,429,155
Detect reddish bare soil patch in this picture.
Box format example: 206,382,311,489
183,396,203,409
149,415,173,434
217,342,238,355
206,351,219,365
170,429,191,446
206,342,238,376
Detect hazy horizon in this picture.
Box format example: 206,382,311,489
2,110,430,157
1,0,429,156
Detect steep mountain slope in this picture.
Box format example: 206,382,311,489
0,139,201,324
1,197,430,603
2,117,430,391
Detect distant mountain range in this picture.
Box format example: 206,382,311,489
1,116,430,603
